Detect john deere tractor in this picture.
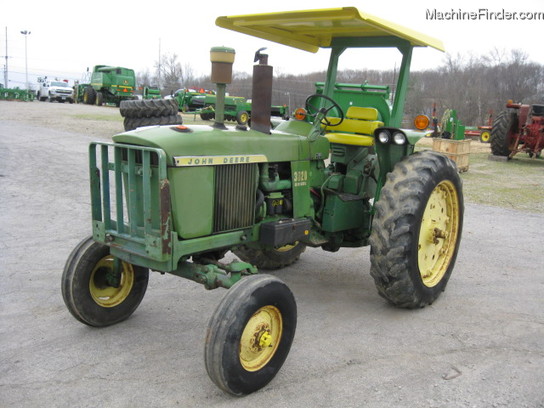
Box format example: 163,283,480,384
62,7,463,396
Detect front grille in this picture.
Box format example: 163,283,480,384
213,163,257,233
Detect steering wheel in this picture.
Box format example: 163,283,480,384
305,94,344,127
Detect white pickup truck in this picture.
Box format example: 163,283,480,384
37,77,74,103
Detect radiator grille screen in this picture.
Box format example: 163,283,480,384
213,163,257,233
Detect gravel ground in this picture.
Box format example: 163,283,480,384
0,100,543,408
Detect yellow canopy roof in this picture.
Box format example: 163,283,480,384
216,7,444,53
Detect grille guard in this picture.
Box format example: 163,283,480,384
89,142,173,269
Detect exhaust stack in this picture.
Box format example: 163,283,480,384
251,48,273,134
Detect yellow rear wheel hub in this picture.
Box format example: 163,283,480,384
89,256,134,307
275,242,298,253
239,305,282,372
418,180,460,287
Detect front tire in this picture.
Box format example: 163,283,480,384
479,130,491,143
83,87,96,105
205,274,297,395
369,151,463,308
62,236,149,327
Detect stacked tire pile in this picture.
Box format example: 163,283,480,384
120,99,183,131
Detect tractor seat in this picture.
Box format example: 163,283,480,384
324,106,384,146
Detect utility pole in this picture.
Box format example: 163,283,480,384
158,38,161,90
3,27,8,88
20,30,30,90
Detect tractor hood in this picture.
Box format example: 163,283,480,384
112,121,329,166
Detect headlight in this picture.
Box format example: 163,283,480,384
377,130,390,144
392,131,407,145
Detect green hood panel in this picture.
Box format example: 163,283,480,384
112,123,328,164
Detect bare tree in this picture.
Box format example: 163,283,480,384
134,47,543,124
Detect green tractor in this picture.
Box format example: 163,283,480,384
142,86,161,99
77,65,136,106
62,7,463,396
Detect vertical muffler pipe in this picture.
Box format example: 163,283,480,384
251,48,272,134
210,46,235,129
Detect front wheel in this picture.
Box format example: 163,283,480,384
83,86,96,105
369,151,463,308
479,130,491,143
205,274,297,395
61,236,149,327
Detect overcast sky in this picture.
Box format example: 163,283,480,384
2,0,543,88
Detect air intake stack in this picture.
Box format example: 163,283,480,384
210,46,236,129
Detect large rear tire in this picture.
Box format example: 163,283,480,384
123,114,183,131
234,242,306,270
369,151,463,309
490,110,518,156
120,99,178,118
205,274,297,396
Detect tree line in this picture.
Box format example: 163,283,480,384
137,49,543,126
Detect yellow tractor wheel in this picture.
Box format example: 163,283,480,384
205,274,296,395
369,151,463,308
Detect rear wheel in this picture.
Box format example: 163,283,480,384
205,274,297,395
95,92,104,106
369,151,463,308
120,99,178,118
62,236,149,327
123,114,183,131
234,242,306,270
491,110,518,156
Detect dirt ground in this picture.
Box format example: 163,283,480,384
1,100,543,408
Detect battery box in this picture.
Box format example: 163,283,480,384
259,218,312,247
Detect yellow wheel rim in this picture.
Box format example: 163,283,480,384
239,305,282,372
275,242,298,253
239,112,249,124
418,180,460,287
89,256,134,308
481,131,491,142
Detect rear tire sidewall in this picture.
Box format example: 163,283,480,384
407,162,463,303
370,151,463,308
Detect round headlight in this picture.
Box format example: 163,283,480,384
377,130,390,144
393,131,406,145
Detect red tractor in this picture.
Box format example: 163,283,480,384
491,101,544,158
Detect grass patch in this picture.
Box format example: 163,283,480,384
71,113,123,122
460,153,544,212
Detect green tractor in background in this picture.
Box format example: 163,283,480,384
169,87,288,124
142,86,162,99
76,65,136,106
62,7,463,396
